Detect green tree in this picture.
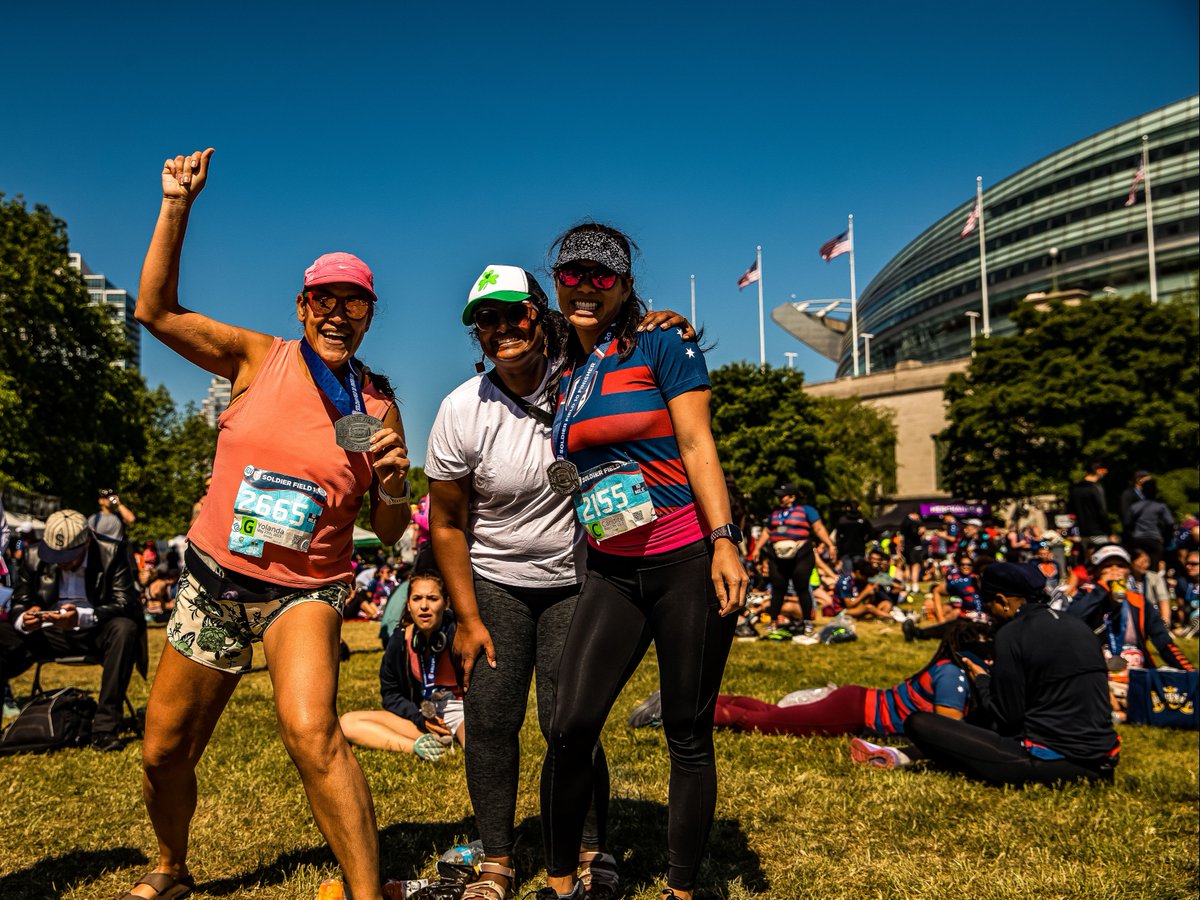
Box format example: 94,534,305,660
118,388,217,542
940,294,1199,514
355,466,427,531
0,194,145,506
709,362,896,517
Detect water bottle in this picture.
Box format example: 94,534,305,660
317,880,345,900
384,879,432,899
437,839,484,879
778,683,838,707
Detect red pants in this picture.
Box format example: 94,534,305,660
713,685,869,736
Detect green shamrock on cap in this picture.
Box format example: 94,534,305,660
477,269,499,292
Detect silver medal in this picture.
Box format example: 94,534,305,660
334,414,384,452
547,459,581,496
420,700,437,720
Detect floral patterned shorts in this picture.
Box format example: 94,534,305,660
166,550,349,674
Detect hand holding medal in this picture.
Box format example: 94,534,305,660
368,421,410,498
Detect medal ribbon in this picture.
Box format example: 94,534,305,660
551,327,618,461
421,646,439,699
299,338,366,418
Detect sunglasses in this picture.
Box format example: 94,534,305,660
555,264,619,290
304,291,373,321
473,303,534,331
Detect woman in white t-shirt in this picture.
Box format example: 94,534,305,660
426,265,687,900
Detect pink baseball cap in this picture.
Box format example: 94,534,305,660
303,252,377,302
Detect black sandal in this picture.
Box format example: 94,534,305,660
117,871,196,899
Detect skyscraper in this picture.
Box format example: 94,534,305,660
68,252,140,370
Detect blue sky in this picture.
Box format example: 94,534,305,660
4,1,1197,465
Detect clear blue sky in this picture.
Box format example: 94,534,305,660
4,2,1197,465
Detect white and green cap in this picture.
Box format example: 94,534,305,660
462,265,545,325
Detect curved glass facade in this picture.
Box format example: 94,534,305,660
837,96,1199,377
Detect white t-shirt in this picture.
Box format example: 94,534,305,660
425,372,584,587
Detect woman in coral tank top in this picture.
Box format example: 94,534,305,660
120,148,411,900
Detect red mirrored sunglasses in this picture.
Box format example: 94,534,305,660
554,264,619,290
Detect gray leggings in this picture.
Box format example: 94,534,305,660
465,576,609,858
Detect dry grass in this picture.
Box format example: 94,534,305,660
1,620,1196,899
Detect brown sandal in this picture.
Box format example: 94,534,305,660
117,871,196,899
461,861,516,900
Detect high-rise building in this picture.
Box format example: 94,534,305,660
68,253,140,370
200,375,231,428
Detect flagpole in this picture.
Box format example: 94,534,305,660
976,176,991,336
1141,135,1158,303
690,273,696,324
756,245,765,367
848,215,859,377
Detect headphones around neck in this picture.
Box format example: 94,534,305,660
411,625,448,654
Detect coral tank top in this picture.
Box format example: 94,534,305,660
189,338,393,588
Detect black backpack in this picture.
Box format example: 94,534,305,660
0,687,97,754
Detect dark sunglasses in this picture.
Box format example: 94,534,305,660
555,264,619,290
473,303,535,331
304,291,373,320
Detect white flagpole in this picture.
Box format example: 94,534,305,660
756,246,765,367
848,215,860,377
1142,135,1158,303
690,273,696,324
976,176,991,336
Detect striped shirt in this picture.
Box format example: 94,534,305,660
864,659,969,735
768,505,821,544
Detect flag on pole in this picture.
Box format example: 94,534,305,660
1124,162,1144,207
960,203,980,238
737,259,760,290
819,230,851,261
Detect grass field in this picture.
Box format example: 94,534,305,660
2,619,1197,899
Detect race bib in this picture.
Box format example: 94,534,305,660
573,461,657,542
228,466,328,558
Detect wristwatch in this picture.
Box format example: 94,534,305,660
709,523,744,546
376,478,411,506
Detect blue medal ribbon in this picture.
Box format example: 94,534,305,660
299,338,366,418
421,646,438,699
551,327,618,462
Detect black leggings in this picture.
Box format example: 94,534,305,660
767,551,815,621
541,540,736,892
904,712,1115,786
463,577,607,858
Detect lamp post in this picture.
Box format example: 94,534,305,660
784,351,797,369
862,333,874,375
1048,247,1059,293
965,311,980,358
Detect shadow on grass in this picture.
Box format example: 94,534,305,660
0,847,148,900
196,816,475,895
511,797,768,898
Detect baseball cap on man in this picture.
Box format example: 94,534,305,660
38,509,91,564
462,265,546,326
1091,544,1132,568
980,562,1047,604
303,252,377,302
774,483,801,497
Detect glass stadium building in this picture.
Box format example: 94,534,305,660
778,96,1199,376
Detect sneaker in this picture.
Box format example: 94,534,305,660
579,851,619,899
759,627,794,642
527,882,586,900
803,620,815,636
734,621,758,640
889,607,909,623
627,690,662,728
849,737,910,769
902,618,917,643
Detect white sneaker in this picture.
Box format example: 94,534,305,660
889,607,909,623
849,737,911,769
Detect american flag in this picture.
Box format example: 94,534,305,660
1124,163,1144,207
960,203,980,238
819,230,851,261
737,259,760,290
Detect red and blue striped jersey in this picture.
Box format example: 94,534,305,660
767,505,821,543
864,659,970,736
557,327,710,518
946,568,982,616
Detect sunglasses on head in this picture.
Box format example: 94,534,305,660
304,290,373,320
555,264,619,290
473,302,535,331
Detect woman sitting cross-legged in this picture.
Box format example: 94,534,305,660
340,573,464,761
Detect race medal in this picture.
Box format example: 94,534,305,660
420,700,437,720
573,461,657,541
334,414,384,452
547,459,582,496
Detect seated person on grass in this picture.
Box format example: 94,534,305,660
631,620,990,739
927,553,985,623
339,573,464,761
826,558,896,621
855,563,1121,786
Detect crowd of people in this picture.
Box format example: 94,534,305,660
0,147,1196,900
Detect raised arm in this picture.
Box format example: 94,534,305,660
136,148,273,394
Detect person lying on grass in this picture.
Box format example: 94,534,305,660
629,619,991,738
340,574,464,761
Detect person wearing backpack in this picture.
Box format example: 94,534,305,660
0,509,142,751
